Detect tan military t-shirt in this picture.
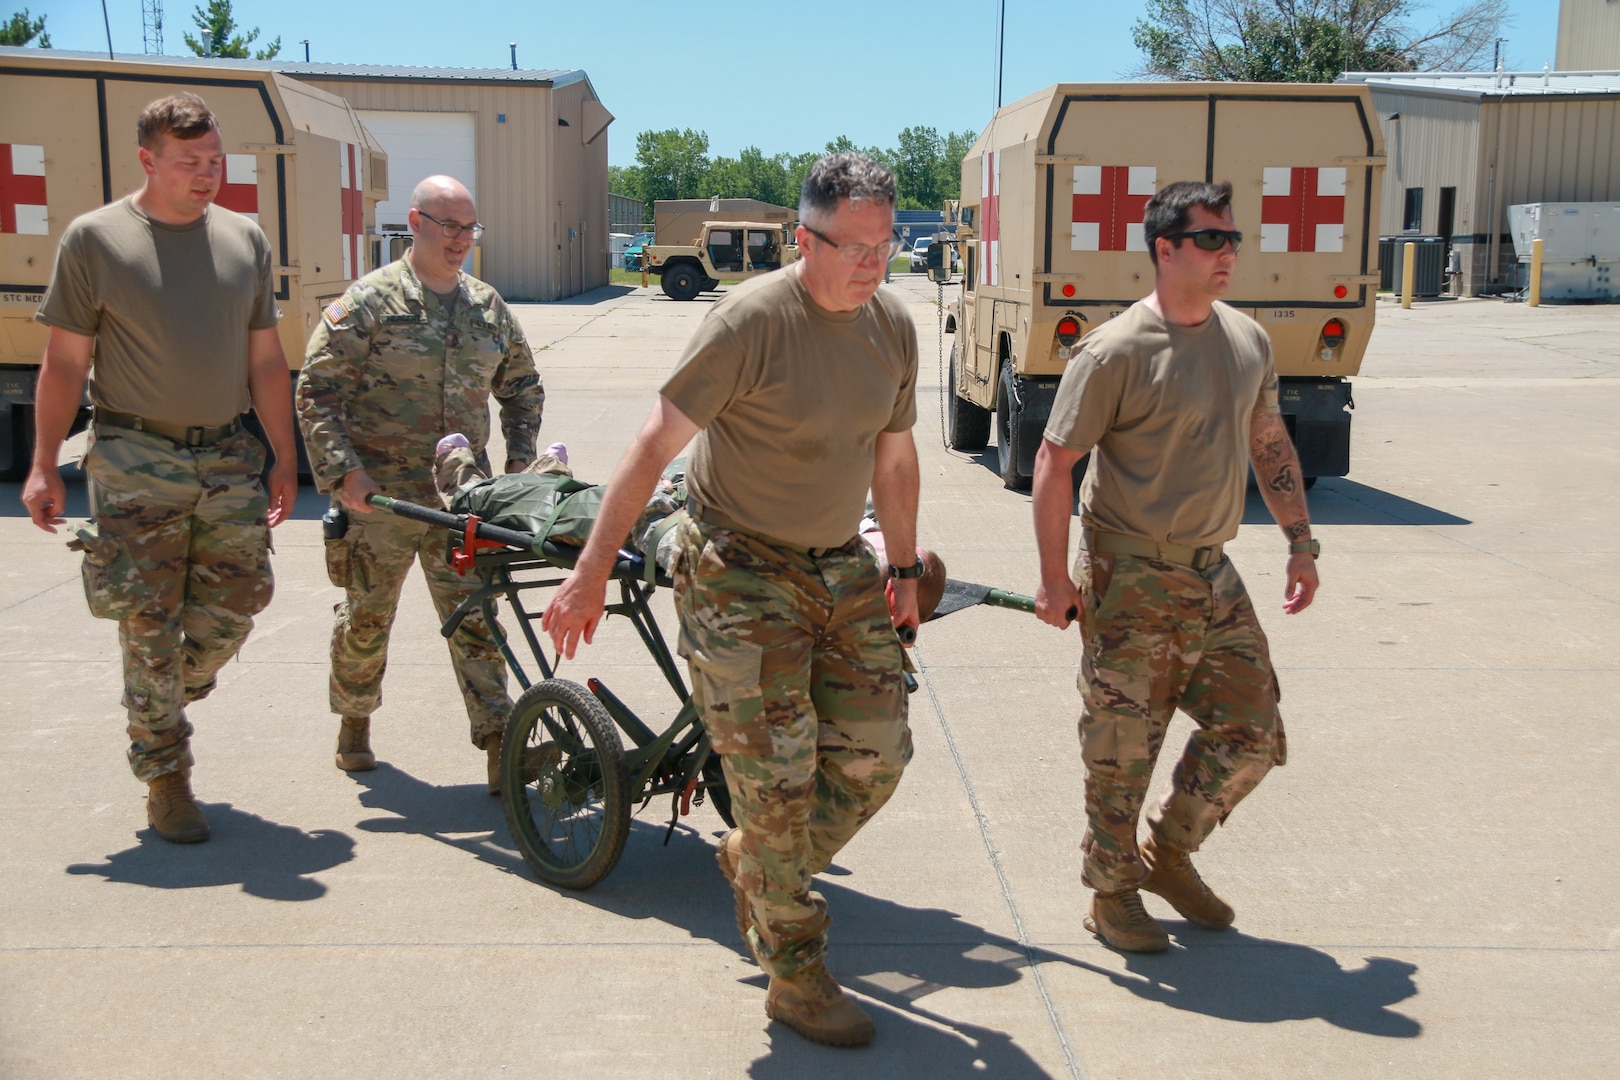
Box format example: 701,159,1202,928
37,196,279,426
661,267,917,550
1044,299,1279,548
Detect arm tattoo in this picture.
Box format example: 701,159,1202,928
1284,520,1312,542
1268,464,1298,497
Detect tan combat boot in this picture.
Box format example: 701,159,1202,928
765,961,876,1047
1085,888,1170,953
1141,833,1235,930
714,829,752,949
146,771,209,844
335,716,375,772
484,731,503,796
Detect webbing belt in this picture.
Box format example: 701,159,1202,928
1082,528,1224,571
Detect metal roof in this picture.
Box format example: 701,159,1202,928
0,46,588,89
1341,69,1620,100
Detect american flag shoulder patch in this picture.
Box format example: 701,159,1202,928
324,298,351,326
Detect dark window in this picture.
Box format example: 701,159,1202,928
1403,188,1424,233
965,243,977,292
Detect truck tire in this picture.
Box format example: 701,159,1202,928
996,362,1029,490
662,264,702,301
700,275,720,292
944,344,990,452
0,403,33,482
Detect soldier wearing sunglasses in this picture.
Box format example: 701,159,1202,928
1030,180,1318,954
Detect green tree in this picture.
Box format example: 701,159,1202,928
0,8,50,47
936,129,977,202
1132,0,1506,82
184,0,280,60
893,126,944,210
632,128,712,218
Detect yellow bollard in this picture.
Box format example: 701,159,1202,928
1529,237,1543,307
1401,241,1415,309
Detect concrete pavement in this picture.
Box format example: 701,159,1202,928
1,278,1615,1078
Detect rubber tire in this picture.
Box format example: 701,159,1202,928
502,678,631,891
944,344,991,452
662,264,702,301
995,361,1029,490
700,275,720,292
701,752,736,828
0,404,33,482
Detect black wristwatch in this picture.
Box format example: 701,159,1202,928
1289,539,1321,559
889,557,926,579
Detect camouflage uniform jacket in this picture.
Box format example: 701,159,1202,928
297,258,544,504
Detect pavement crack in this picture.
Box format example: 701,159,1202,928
913,646,1085,1080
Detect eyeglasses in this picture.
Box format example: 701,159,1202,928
417,210,485,241
804,225,905,265
1163,228,1242,253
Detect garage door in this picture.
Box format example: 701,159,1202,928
358,111,477,267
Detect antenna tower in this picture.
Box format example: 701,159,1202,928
142,0,163,54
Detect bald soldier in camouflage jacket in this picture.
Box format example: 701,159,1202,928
297,176,543,792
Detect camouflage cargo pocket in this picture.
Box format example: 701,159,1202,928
323,537,351,588
69,524,143,622
677,626,768,756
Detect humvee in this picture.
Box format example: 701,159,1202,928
643,222,800,301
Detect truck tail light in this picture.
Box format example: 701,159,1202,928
1321,319,1346,348
1056,316,1082,347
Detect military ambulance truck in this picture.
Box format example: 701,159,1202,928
0,49,386,478
944,83,1385,489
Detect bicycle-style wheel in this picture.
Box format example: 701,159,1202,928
501,679,630,890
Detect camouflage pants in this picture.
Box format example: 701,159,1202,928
673,518,912,978
1073,551,1286,894
78,426,273,782
324,506,510,747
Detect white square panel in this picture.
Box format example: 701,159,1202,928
1127,166,1157,196
14,204,48,234
1125,222,1147,251
1262,166,1292,197
10,143,45,175
1317,167,1347,197
1314,223,1345,252
1072,165,1100,196
226,154,257,185
1070,221,1099,251
1261,222,1291,252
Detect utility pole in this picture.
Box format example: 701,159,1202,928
141,0,163,54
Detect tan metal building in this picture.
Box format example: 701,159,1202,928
1341,71,1620,295
1558,0,1620,71
35,52,615,301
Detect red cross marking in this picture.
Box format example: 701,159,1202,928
341,143,363,277
1072,166,1153,252
215,154,258,217
1261,167,1345,252
1,143,47,235
982,150,1000,286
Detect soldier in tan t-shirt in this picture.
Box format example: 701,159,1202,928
21,94,299,845
543,153,919,1049
1031,180,1320,954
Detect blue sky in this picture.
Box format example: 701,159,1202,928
30,0,1561,166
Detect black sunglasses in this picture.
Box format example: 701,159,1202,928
1162,228,1242,252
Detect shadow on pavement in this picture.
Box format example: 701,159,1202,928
571,818,1073,1078
65,803,354,900
542,284,637,305
1244,478,1470,526
346,762,528,877
1072,926,1421,1036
